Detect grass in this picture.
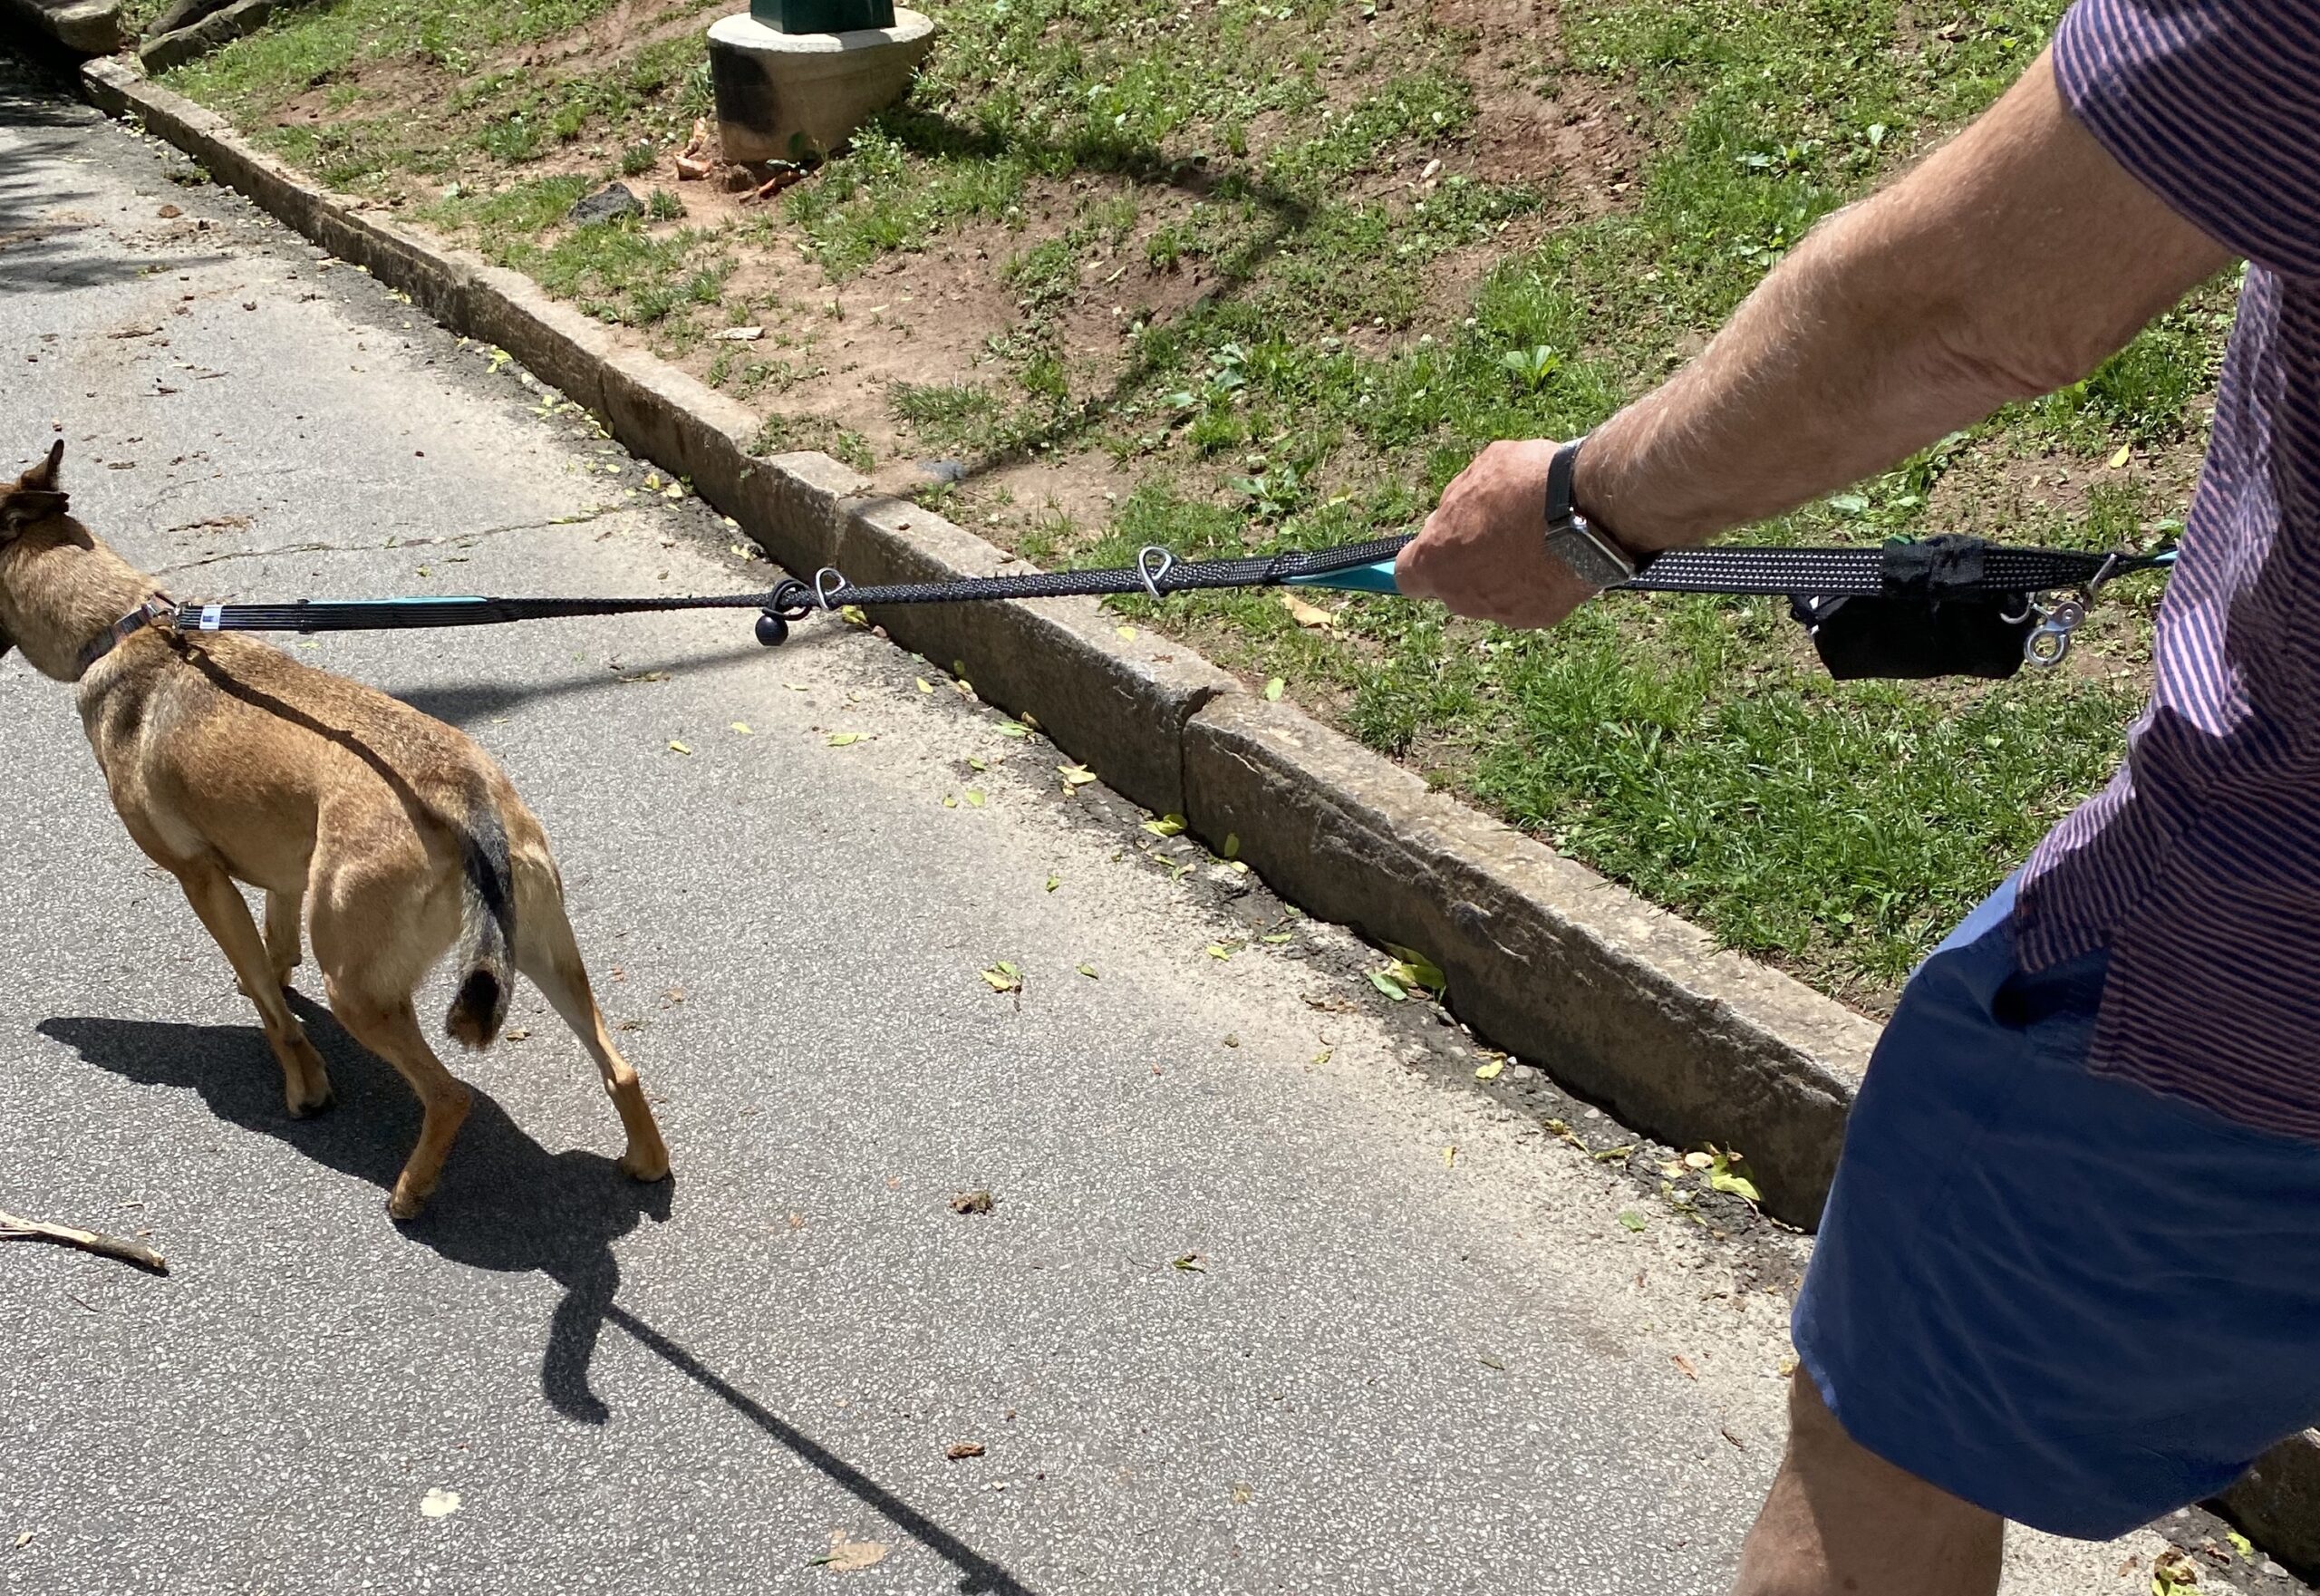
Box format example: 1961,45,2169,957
160,0,2234,1005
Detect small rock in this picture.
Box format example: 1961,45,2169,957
945,1442,985,1461
157,204,181,219
949,1189,993,1214
917,458,968,483
1506,1062,1539,1080
568,183,644,227
710,325,766,342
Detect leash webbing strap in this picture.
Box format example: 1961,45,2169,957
164,538,2161,634
146,535,2170,679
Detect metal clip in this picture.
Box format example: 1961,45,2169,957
1136,546,1175,604
812,567,849,611
2023,596,2088,668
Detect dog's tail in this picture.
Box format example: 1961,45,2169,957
445,800,516,1050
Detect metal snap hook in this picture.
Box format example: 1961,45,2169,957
1136,546,1175,603
813,567,849,611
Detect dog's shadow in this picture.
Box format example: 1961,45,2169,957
39,998,667,1426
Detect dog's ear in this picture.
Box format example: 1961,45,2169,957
21,440,63,493
2,443,68,540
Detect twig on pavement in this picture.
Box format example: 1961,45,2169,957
0,1207,168,1274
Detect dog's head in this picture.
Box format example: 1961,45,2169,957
0,441,76,662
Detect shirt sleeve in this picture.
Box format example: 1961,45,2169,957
2054,0,2320,279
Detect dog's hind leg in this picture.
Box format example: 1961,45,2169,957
513,864,671,1185
325,983,472,1221
175,863,334,1117
264,888,304,991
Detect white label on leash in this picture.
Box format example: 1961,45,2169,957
199,605,223,632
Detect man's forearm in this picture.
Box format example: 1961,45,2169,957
1574,50,2229,555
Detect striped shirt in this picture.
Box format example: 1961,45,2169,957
2018,0,2320,1136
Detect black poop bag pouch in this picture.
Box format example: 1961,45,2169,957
1788,536,2035,681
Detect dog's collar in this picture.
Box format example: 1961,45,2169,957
78,596,177,675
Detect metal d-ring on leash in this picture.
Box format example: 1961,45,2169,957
115,533,2176,683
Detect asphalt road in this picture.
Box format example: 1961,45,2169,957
0,46,2252,1596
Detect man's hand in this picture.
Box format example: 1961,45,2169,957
1394,439,1600,629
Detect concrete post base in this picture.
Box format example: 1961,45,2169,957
706,9,936,166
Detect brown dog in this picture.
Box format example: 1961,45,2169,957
0,442,671,1218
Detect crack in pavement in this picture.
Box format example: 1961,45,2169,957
150,507,629,575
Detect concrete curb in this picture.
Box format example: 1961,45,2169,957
5,0,121,53
140,0,282,73
72,54,2320,1573
1182,695,1872,1223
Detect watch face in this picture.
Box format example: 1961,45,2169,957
1548,525,1634,587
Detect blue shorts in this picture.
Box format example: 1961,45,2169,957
1794,877,2320,1539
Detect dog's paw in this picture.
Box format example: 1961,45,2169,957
385,1187,428,1222
619,1146,672,1184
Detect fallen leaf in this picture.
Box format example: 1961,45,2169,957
1076,963,1098,979
815,1530,889,1572
968,756,988,772
1479,1354,1505,1370
949,1190,993,1214
1045,875,1061,892
1707,1150,1763,1203
1591,1145,1635,1163
964,789,986,808
1223,833,1240,860
942,796,959,808
1171,1253,1206,1272
12,1532,30,1549
619,670,671,684
1261,932,1294,943
1205,943,1236,960
1383,943,1445,991
1279,591,1339,629
1263,676,1285,701
916,678,933,694
2227,1532,2254,1562
1311,1047,1333,1064
945,1441,986,1460
995,721,1030,739
1672,1354,1697,1379
980,961,1022,993
1443,1146,1457,1168
1368,970,1409,1001
504,1027,532,1042
827,732,864,747
1143,814,1187,837
1116,624,1137,640
1058,763,1098,788
840,605,869,626
668,740,693,755
1683,1151,1715,1171
711,325,766,342
1618,1211,1647,1233
419,1488,461,1519
731,721,754,735
2108,443,2132,469
1474,1059,1505,1081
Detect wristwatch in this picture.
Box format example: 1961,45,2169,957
1542,436,1638,590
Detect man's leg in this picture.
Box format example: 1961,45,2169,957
1731,1372,2001,1596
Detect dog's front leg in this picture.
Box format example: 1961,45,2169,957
264,888,304,991
175,863,334,1117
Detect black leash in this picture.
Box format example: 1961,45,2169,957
140,535,2172,682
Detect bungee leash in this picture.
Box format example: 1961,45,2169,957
129,533,2173,682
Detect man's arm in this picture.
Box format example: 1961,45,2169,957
1395,47,2232,629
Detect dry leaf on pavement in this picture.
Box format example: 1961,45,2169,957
815,1530,888,1572
945,1442,986,1461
